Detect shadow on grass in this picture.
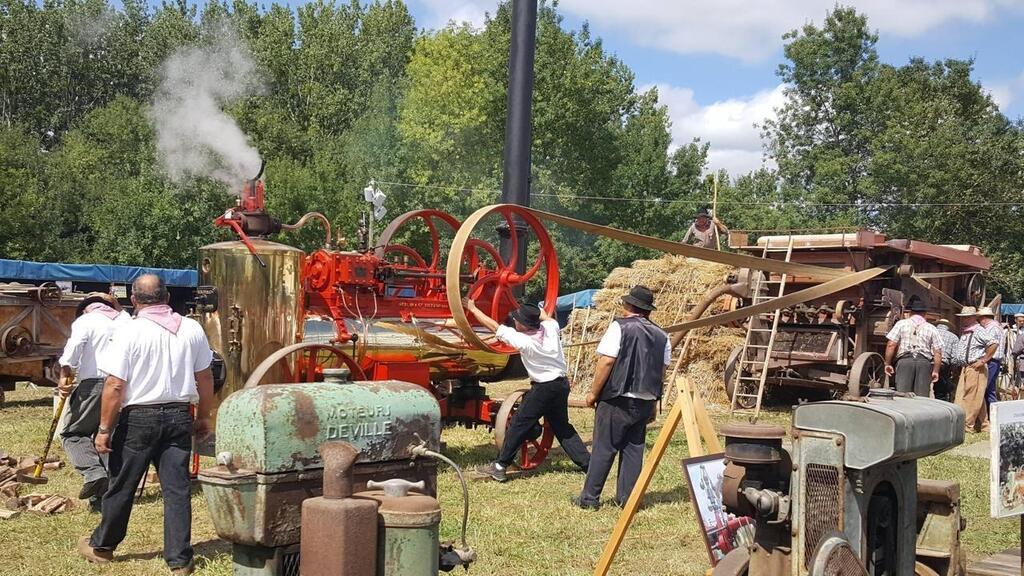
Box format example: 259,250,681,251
1,396,53,409
116,538,230,563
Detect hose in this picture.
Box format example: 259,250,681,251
281,211,333,248
410,436,474,558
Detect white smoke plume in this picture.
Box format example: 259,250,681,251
151,24,263,187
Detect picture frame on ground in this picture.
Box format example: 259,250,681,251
681,453,754,565
990,399,1024,518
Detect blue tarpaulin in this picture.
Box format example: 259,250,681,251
1001,304,1024,317
541,289,599,327
0,258,198,287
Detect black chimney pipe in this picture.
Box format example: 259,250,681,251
499,0,538,286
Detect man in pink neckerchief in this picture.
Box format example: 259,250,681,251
77,274,214,576
58,292,131,511
884,297,942,396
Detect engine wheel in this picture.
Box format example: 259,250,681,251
493,389,554,471
244,342,366,388
848,351,886,398
445,204,559,353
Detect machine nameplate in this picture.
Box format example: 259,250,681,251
326,420,392,440
327,404,393,419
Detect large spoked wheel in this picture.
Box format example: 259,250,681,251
724,345,757,409
494,389,554,471
445,204,560,353
244,342,366,388
848,351,886,398
376,209,462,270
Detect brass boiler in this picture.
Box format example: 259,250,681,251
197,239,305,421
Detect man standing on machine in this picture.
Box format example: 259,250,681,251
57,292,130,511
883,297,942,396
573,285,671,510
467,299,590,483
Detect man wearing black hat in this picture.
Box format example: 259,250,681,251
465,299,590,482
681,208,727,249
573,285,671,509
57,292,130,511
883,297,942,396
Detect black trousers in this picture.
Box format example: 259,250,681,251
894,355,932,396
579,396,655,506
497,377,590,470
936,363,960,402
90,403,194,569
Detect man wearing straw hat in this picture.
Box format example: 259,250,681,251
883,297,941,397
57,292,131,511
976,307,1004,411
954,306,997,432
465,300,590,483
573,285,671,510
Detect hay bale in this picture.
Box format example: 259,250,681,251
563,255,743,406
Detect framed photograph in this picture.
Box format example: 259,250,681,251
990,399,1024,518
681,453,754,565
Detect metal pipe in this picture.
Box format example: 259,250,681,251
670,282,742,349
500,0,538,281
281,212,332,248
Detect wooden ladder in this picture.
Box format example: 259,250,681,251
729,236,794,421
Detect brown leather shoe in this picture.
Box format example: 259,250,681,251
77,536,113,564
170,562,195,575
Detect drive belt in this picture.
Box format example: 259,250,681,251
522,207,848,281
565,266,889,347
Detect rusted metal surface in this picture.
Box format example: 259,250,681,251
916,479,966,576
301,442,378,576
355,487,441,576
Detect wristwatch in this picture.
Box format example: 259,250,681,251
97,426,112,435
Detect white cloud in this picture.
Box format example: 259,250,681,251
647,83,785,175
412,0,491,30
986,72,1024,111
558,0,1010,62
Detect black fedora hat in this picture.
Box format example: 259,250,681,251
696,207,711,218
622,285,656,311
907,296,928,313
510,303,542,329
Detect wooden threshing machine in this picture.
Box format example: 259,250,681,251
724,230,990,415
0,283,78,405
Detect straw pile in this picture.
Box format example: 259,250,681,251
563,255,744,406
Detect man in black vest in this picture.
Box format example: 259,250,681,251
573,286,671,509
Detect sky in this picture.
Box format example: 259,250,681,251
406,0,1024,176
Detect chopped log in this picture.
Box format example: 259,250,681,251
0,479,18,499
26,494,70,515
0,508,20,520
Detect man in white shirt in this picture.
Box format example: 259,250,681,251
574,285,671,510
465,299,590,482
77,275,214,576
58,292,131,509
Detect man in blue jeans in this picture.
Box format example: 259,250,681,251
77,275,214,576
976,307,1002,411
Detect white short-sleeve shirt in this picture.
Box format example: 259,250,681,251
58,310,132,381
99,315,213,407
495,319,566,383
596,318,672,400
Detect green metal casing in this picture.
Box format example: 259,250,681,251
199,380,441,548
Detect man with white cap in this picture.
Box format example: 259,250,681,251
883,297,941,396
58,292,131,510
954,306,997,432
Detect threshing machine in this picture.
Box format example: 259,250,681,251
195,170,561,470
724,231,990,405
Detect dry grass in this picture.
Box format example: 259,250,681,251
0,382,1018,576
563,255,743,404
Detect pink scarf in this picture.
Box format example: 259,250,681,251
85,302,119,320
137,304,183,334
910,314,927,326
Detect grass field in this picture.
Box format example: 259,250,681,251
0,382,1017,576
